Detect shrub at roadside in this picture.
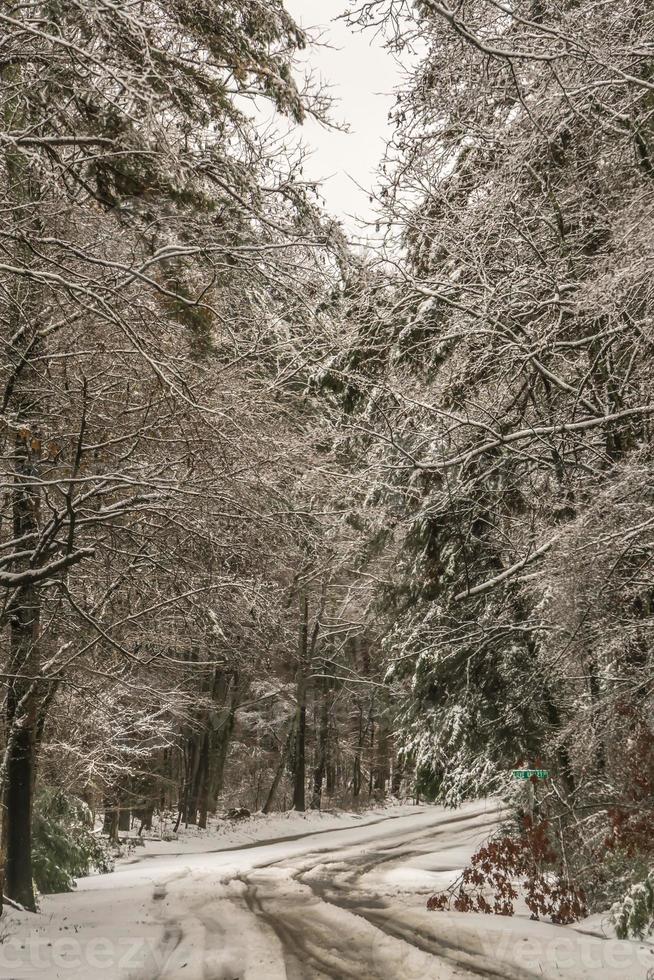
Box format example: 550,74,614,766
32,788,113,895
427,815,587,925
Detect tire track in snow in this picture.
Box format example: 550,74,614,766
132,806,513,979
237,871,473,980
303,869,540,980
233,805,535,980
287,815,540,980
227,807,517,979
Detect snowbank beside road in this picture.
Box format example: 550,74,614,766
127,800,427,856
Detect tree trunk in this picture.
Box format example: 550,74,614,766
2,708,38,909
118,806,131,832
207,671,241,811
0,61,47,915
196,731,211,829
326,717,337,797
352,703,364,799
1,432,41,910
311,668,330,810
263,719,295,814
373,695,391,794
138,806,154,834
391,749,404,797
186,734,203,826
293,595,309,812
367,707,375,798
103,796,119,842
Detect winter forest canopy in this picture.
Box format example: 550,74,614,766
0,0,652,945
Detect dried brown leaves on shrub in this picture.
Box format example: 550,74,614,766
427,816,587,924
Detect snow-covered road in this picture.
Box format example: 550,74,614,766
2,801,652,979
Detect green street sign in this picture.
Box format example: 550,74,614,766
512,769,549,780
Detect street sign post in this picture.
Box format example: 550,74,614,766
512,770,548,819
512,769,549,780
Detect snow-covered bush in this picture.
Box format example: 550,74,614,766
32,788,113,895
611,871,654,940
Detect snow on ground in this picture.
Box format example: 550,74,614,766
126,803,423,856
0,800,651,979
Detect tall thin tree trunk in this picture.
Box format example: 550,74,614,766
292,595,309,812
352,703,363,800
211,673,241,801
374,695,390,794
2,432,41,910
311,667,330,810
367,705,375,798
0,63,45,914
196,731,211,829
263,719,295,814
186,734,203,826
326,715,337,797
103,796,119,842
391,738,404,797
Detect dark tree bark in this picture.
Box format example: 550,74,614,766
193,670,241,828
292,595,309,812
326,715,337,797
195,732,211,829
2,433,42,911
391,749,404,797
351,634,372,802
211,673,240,800
352,703,364,799
263,719,295,814
373,694,391,794
367,707,375,798
2,707,38,909
103,796,119,842
185,738,202,826
137,806,154,834
311,665,331,810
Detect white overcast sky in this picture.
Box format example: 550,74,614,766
284,1,401,232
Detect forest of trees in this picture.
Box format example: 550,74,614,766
0,0,652,940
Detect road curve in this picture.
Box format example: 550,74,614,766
140,802,544,980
